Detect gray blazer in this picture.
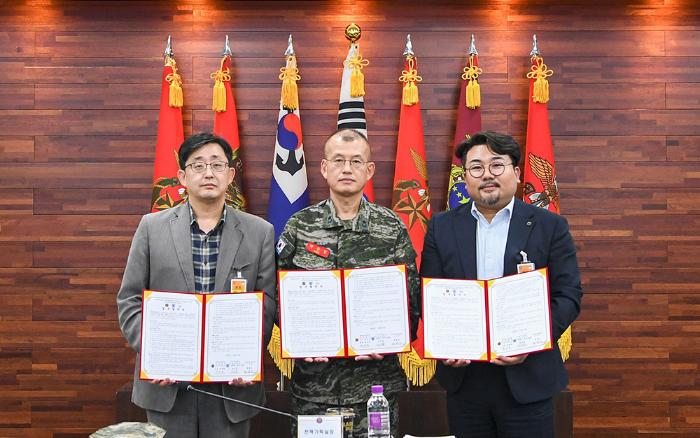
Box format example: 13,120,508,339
117,203,277,423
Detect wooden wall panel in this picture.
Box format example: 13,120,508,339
1,1,699,436
34,188,151,214
528,56,700,84
0,85,34,109
0,57,194,84
0,136,35,161
191,56,511,84
0,31,33,57
668,136,700,161
34,135,155,163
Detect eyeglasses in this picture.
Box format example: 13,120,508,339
324,158,368,170
466,162,513,178
185,161,229,173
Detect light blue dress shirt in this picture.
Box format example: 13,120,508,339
471,197,515,280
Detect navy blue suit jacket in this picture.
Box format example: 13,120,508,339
420,199,582,404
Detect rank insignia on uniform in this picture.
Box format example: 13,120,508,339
305,242,330,258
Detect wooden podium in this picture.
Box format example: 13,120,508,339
116,383,572,437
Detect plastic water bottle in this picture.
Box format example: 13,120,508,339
367,384,390,438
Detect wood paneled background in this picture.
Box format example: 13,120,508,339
0,0,699,436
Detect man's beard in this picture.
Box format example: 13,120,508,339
481,194,500,206
479,181,501,206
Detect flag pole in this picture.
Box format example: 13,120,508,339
394,34,435,388
268,33,307,389
164,34,173,58
402,32,414,393
530,33,540,57
150,35,185,212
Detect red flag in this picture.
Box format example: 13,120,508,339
150,56,186,212
392,56,431,268
393,53,434,386
446,51,482,210
523,55,559,214
522,54,573,360
212,55,247,211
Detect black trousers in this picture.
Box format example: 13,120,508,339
446,364,554,438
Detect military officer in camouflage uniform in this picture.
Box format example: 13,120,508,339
276,129,420,438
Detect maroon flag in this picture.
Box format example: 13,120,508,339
446,35,482,210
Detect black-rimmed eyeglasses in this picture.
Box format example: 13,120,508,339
466,162,513,178
185,161,229,173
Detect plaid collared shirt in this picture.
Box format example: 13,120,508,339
189,204,226,293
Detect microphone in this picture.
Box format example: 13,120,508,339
185,385,296,420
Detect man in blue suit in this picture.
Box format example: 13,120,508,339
421,131,582,438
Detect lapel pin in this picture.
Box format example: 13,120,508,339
526,221,532,227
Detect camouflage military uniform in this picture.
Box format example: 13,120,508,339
277,198,420,438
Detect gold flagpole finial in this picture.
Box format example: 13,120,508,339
280,34,300,110
212,36,231,112
222,35,232,57
163,35,183,108
344,24,366,97
164,35,174,58
403,34,414,57
284,34,295,56
463,34,482,109
469,34,478,56
345,23,361,43
400,34,421,105
526,34,553,103
530,34,540,57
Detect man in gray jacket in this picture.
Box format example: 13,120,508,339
117,132,276,438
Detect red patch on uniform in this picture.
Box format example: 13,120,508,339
305,242,330,259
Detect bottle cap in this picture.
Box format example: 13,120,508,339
371,385,383,394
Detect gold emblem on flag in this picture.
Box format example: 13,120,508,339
392,149,431,231
523,152,559,211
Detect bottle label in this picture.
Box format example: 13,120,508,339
369,412,382,429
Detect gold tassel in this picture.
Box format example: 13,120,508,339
212,80,226,112
267,324,295,378
279,55,301,110
164,56,184,108
462,55,482,109
350,68,364,97
399,56,422,106
534,76,549,103
210,56,231,112
466,79,481,108
398,349,436,387
526,56,554,104
402,82,418,105
345,43,369,98
169,81,183,108
558,325,572,362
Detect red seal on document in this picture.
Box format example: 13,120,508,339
305,242,330,258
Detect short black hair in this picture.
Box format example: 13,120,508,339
455,131,521,167
178,132,233,169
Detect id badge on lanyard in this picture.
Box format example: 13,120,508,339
230,271,247,293
517,250,536,273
